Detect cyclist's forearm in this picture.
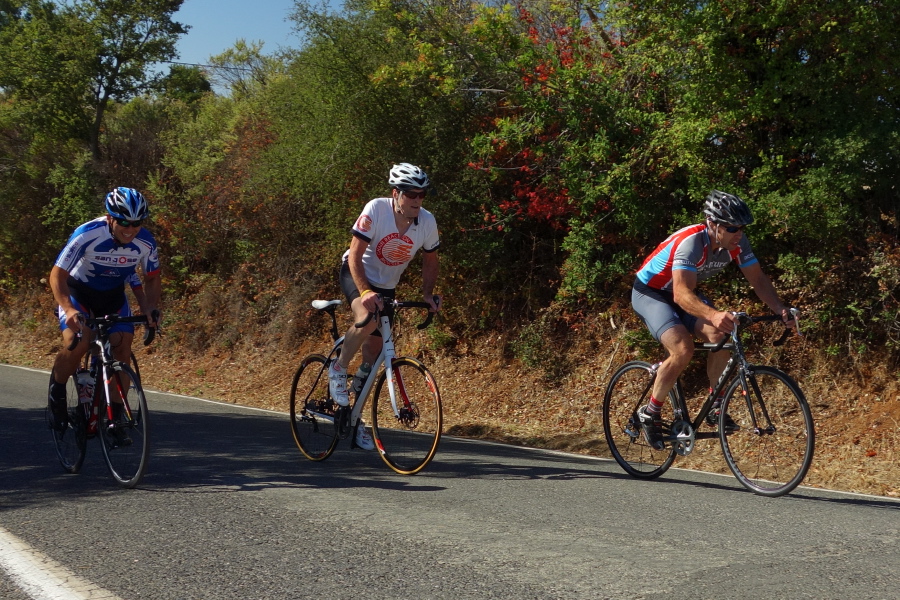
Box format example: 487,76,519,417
49,266,75,312
743,265,788,314
143,275,162,312
421,252,438,298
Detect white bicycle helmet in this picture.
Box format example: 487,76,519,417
388,163,431,191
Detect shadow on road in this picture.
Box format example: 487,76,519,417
1,403,896,510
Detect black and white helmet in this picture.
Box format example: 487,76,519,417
388,163,430,191
703,190,754,226
105,187,149,221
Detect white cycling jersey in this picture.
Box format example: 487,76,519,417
343,197,440,289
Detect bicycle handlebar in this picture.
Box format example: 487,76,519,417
66,310,161,351
354,296,440,330
706,309,801,352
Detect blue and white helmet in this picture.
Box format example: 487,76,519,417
388,163,430,191
105,187,149,221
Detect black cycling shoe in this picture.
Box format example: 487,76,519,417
706,407,740,431
48,396,69,432
107,423,133,447
637,406,665,450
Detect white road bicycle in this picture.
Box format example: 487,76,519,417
289,297,442,475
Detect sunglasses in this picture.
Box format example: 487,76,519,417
401,190,427,200
115,218,143,228
722,224,746,233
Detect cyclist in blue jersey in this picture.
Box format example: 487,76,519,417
47,187,162,433
631,191,794,449
327,163,441,451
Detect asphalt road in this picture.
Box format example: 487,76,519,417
1,363,898,600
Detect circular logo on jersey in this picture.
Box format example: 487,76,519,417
356,215,373,234
376,233,414,266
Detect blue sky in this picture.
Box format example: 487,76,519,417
173,0,301,66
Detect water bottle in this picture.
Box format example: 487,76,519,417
76,368,94,404
351,363,372,395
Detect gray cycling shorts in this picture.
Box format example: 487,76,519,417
631,280,713,341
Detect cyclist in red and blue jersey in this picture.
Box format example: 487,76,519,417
631,191,794,449
47,187,161,432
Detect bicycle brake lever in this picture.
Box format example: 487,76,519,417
789,307,802,336
773,308,802,347
143,309,161,346
417,295,440,330
66,314,87,351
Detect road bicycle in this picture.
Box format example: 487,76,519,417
290,297,442,475
48,313,157,488
602,310,814,497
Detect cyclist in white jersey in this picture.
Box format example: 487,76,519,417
47,187,161,432
631,191,794,449
328,163,441,450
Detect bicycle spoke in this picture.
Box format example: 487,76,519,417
49,376,87,474
720,367,814,496
290,354,339,461
371,357,442,475
602,361,678,479
99,364,149,488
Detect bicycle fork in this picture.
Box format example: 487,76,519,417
736,368,776,436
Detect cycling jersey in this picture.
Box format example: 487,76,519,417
55,217,160,291
343,197,439,289
635,223,757,291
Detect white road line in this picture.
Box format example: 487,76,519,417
0,526,122,600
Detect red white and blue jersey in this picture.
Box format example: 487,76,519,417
635,223,757,291
54,217,160,291
343,198,440,289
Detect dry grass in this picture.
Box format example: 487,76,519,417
3,285,897,498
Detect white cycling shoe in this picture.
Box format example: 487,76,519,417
328,361,350,407
355,422,375,451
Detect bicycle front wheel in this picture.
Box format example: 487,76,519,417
289,354,339,461
602,361,678,479
49,376,87,474
719,366,815,497
371,357,442,475
98,363,149,488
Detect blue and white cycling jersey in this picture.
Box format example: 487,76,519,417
54,217,160,291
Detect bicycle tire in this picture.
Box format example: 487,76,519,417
602,361,678,479
49,376,87,474
719,366,815,497
289,354,339,461
98,363,149,488
130,352,140,382
371,357,442,475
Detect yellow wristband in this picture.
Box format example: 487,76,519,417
360,289,374,298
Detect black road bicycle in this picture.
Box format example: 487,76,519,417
602,310,814,497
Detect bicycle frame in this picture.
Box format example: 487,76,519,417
327,311,400,431
661,311,799,453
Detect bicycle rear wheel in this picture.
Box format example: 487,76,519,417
290,354,339,461
48,376,87,474
371,357,442,475
602,361,678,479
98,363,149,488
719,366,815,497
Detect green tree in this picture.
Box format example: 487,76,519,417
0,0,188,160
